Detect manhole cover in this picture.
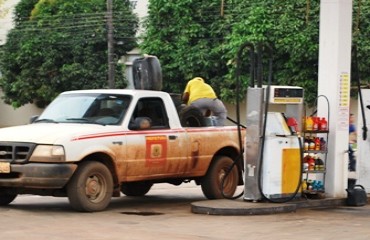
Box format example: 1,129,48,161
120,211,164,216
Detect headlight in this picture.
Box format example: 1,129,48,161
29,145,66,162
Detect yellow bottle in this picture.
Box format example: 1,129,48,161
305,116,313,131
302,180,308,191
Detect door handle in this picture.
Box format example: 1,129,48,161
169,135,177,140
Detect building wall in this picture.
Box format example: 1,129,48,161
130,0,148,19
0,90,43,128
0,0,20,45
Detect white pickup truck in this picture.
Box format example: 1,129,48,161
0,89,244,211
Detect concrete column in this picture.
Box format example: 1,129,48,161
317,0,353,197
123,48,142,89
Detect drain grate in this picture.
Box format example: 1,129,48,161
120,211,164,216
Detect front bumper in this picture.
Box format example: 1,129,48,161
0,163,77,189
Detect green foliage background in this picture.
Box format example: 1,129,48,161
0,0,138,108
141,0,370,105
1,0,370,108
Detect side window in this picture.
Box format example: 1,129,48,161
131,97,169,129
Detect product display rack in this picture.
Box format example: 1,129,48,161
301,95,330,199
302,129,329,198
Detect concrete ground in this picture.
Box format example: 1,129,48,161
1,183,370,240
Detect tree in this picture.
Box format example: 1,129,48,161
352,1,370,91
141,0,370,105
222,0,321,104
0,0,138,108
141,0,230,94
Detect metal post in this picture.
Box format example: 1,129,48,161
244,88,265,201
107,0,115,88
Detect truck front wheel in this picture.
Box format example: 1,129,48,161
201,156,239,199
67,161,113,212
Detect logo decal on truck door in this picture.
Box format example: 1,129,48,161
145,135,167,166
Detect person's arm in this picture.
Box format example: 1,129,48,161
182,92,189,104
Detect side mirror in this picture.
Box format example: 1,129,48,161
30,115,39,123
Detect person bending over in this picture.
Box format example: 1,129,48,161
182,77,227,126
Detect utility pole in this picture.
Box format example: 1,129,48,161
107,0,115,88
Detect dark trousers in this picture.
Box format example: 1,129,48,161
348,144,356,172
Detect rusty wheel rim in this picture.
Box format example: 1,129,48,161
85,173,107,203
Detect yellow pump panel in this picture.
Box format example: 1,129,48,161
282,148,301,194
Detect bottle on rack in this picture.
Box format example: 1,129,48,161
316,157,325,170
317,181,324,191
314,155,320,170
320,117,328,131
316,117,321,130
305,116,313,131
307,179,313,190
308,137,315,150
308,155,315,171
320,137,327,151
304,137,309,151
313,117,319,131
303,154,310,171
314,137,321,150
312,180,318,190
302,180,308,191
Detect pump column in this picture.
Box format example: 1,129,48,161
317,0,353,197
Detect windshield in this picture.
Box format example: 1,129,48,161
36,93,131,125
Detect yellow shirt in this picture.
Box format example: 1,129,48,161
184,79,217,105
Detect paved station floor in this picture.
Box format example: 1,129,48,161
1,184,370,240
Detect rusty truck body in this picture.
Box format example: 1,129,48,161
0,89,244,211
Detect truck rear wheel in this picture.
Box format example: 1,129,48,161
0,191,17,205
67,161,113,212
121,182,153,196
201,156,239,199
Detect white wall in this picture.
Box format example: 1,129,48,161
130,0,148,19
0,0,20,45
0,90,43,128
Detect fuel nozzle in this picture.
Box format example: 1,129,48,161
287,117,298,135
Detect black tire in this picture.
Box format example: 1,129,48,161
121,182,153,196
67,161,113,212
179,106,207,127
147,56,163,91
0,192,17,206
133,56,162,91
201,156,239,199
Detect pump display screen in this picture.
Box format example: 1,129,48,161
269,86,304,104
273,88,304,98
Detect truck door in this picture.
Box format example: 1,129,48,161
125,97,189,180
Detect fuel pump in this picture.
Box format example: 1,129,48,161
242,43,304,202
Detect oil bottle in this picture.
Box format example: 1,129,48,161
305,116,313,131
